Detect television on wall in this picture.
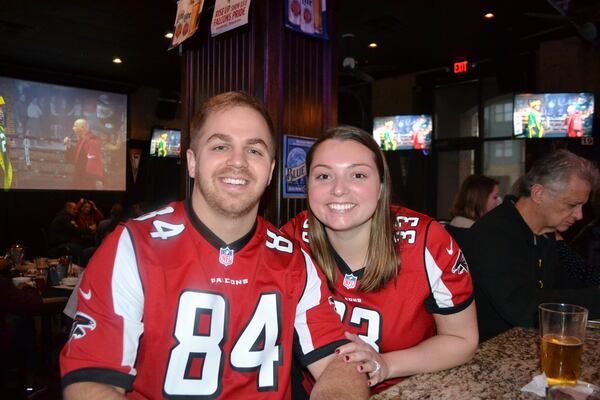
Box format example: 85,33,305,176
0,75,127,191
149,127,181,158
513,92,595,139
373,114,433,151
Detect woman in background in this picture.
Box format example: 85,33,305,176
446,175,500,247
282,126,478,395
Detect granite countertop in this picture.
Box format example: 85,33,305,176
372,326,600,400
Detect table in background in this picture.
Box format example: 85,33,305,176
372,326,600,400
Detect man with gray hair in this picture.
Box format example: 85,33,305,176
461,149,600,341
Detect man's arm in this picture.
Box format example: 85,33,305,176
307,354,368,400
63,382,125,400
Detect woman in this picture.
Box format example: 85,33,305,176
282,126,478,394
75,198,104,232
446,175,500,247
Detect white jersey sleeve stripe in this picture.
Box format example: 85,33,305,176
111,228,145,375
424,247,455,308
294,249,323,354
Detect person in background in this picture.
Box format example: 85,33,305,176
527,99,544,138
47,202,90,264
0,96,13,190
461,149,600,342
446,175,500,248
60,92,368,400
64,118,104,190
156,131,169,157
75,199,104,234
129,201,149,218
282,126,478,395
568,187,600,284
95,203,126,245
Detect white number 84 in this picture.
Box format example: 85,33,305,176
164,291,282,397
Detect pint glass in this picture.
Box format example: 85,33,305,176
539,303,588,386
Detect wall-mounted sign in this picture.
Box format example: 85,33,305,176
453,60,468,74
282,135,316,199
285,0,328,40
170,0,204,49
211,0,252,37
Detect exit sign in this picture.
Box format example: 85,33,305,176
453,61,468,74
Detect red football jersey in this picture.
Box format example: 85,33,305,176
281,206,474,394
60,201,347,399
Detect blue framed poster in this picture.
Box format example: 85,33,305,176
282,135,316,199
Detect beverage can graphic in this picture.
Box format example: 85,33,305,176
300,0,314,34
288,0,301,26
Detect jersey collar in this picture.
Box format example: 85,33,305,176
331,246,365,279
184,197,257,252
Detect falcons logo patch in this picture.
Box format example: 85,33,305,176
69,312,97,340
451,252,470,275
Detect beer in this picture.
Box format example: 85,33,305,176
541,334,583,385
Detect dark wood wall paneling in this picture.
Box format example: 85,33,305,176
182,0,338,226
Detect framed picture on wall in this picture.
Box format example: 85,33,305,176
282,134,316,199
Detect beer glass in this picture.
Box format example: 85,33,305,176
539,303,588,386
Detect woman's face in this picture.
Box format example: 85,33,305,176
81,203,92,214
308,139,381,236
485,184,501,214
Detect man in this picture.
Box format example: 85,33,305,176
60,92,368,399
527,99,544,138
0,96,13,190
47,202,89,264
64,118,104,190
462,149,600,341
156,131,169,157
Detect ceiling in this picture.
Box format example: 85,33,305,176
0,0,598,92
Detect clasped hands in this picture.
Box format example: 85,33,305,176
336,331,388,387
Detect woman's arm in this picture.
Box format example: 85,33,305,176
338,302,478,386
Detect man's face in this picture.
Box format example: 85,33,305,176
539,175,591,233
72,120,86,137
65,203,78,217
186,106,275,220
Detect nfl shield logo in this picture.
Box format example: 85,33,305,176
219,247,234,266
342,273,357,290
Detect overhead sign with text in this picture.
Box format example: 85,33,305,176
211,0,252,37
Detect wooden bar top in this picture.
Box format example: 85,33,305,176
372,326,600,399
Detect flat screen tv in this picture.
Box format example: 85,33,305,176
0,75,127,191
373,114,433,151
149,128,181,158
513,92,595,138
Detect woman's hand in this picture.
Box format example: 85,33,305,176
336,331,388,387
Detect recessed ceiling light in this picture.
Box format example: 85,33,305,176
112,57,122,64
165,32,174,39
484,12,495,19
368,42,378,48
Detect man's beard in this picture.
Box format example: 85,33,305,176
195,166,263,219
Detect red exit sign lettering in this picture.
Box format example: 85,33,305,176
453,61,468,74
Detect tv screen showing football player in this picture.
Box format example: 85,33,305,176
513,92,595,139
373,115,432,151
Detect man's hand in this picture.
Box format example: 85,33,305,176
308,353,369,400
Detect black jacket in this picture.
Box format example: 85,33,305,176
461,199,600,342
